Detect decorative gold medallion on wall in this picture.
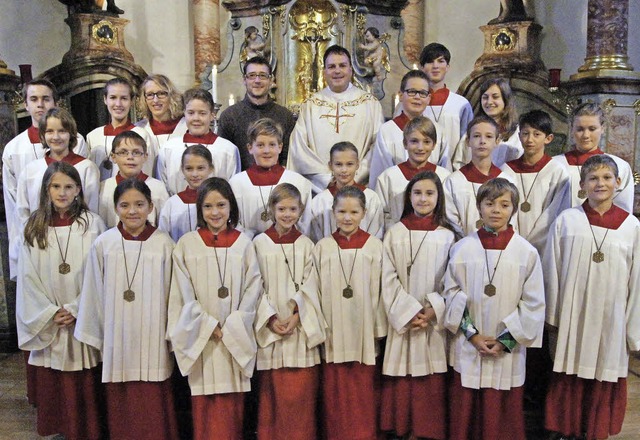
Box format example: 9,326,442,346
92,20,117,45
491,28,516,52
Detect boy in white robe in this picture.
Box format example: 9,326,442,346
87,78,156,180
443,178,545,440
157,88,240,195
376,116,450,231
444,115,515,236
230,118,313,238
98,131,168,227
500,110,570,255
544,155,640,440
369,70,448,188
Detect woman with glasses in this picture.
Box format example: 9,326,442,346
87,77,156,180
136,74,188,175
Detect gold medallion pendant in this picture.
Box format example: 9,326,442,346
520,201,531,212
261,211,269,222
592,251,604,263
218,286,229,299
59,263,71,275
343,286,353,299
123,289,135,302
578,189,587,199
484,284,496,297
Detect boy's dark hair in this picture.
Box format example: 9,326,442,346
519,110,553,136
183,88,214,112
419,43,451,66
476,178,519,214
112,130,147,154
579,154,619,183
400,70,429,92
23,78,58,102
323,45,352,67
243,56,272,76
466,115,499,139
246,118,283,145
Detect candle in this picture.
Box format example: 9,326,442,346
393,93,399,111
228,94,235,106
210,65,218,104
412,63,418,70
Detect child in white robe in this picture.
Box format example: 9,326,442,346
159,144,214,241
307,185,387,440
253,183,326,440
544,155,640,440
75,179,179,440
168,177,262,440
17,162,106,440
552,102,635,212
443,177,544,440
87,77,156,180
380,171,458,440
230,118,313,238
376,116,451,232
310,141,383,242
369,70,448,187
444,115,515,236
500,110,571,255
98,130,168,227
16,108,100,242
452,78,523,170
158,88,240,195
135,73,188,154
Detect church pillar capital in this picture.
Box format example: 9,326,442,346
193,0,221,85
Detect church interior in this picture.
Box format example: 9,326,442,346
0,0,638,438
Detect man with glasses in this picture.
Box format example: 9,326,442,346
217,56,295,170
369,70,449,187
287,45,384,194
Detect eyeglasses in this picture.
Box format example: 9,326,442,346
244,72,271,81
113,150,146,157
403,89,430,98
144,91,169,100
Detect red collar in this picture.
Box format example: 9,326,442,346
477,225,514,250
149,117,181,135
507,154,552,173
332,228,370,249
564,148,604,166
264,225,302,244
398,160,436,180
178,187,198,203
51,211,75,227
392,112,410,131
183,132,217,144
115,172,148,184
197,227,241,247
44,151,85,166
459,162,502,184
246,164,286,186
117,221,156,241
104,121,135,136
327,181,366,197
582,202,628,229
400,212,439,231
27,125,41,143
428,87,450,106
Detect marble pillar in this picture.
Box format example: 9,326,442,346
193,0,221,84
0,68,20,351
572,0,639,79
401,0,424,66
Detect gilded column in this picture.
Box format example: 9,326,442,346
401,0,424,66
193,0,221,83
576,0,634,74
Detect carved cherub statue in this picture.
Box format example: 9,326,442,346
359,27,390,81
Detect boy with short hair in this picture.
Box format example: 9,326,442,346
98,131,169,227
395,43,473,166
444,177,545,440
369,70,448,187
444,116,514,236
229,117,313,238
543,154,640,440
501,110,570,255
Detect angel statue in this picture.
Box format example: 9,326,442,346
359,27,390,81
